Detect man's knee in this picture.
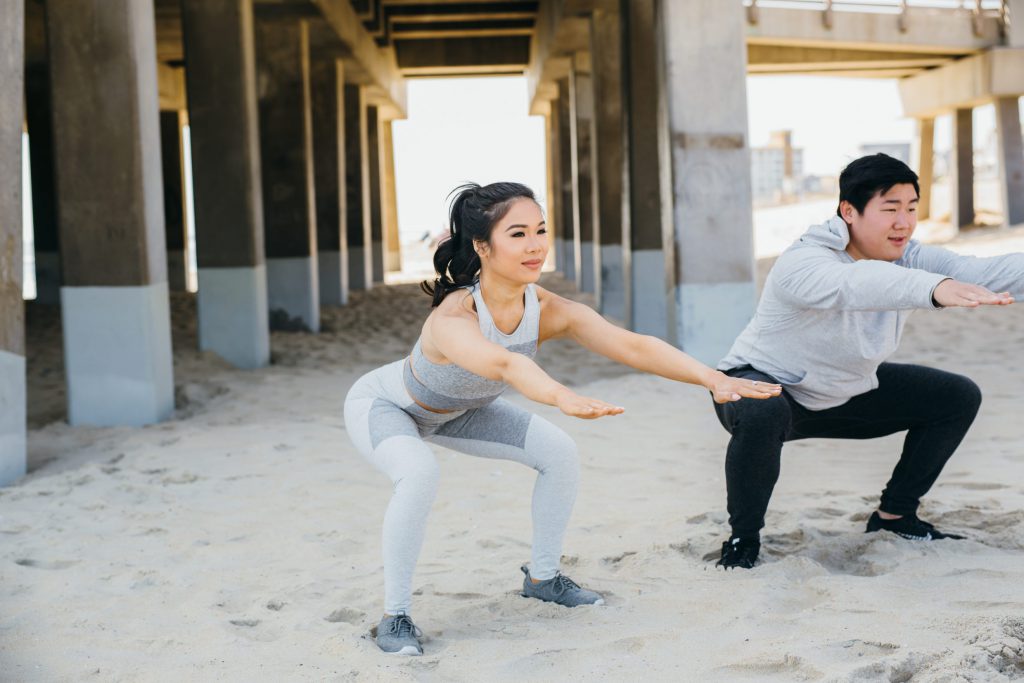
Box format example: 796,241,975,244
723,394,793,438
942,373,982,418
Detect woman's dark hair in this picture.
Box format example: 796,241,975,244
421,181,537,306
837,153,919,217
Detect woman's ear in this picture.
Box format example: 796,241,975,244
473,240,489,258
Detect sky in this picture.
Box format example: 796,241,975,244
390,74,1000,241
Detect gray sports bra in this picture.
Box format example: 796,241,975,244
404,283,539,411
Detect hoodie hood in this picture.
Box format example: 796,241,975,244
798,215,851,251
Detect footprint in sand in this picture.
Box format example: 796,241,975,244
15,558,78,570
325,607,365,624
938,481,1009,491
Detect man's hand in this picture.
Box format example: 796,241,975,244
933,279,1014,308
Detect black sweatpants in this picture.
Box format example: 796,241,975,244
712,362,982,539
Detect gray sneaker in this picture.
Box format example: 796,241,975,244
375,612,423,655
520,565,605,607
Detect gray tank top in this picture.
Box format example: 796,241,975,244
404,283,540,411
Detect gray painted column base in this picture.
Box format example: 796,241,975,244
371,240,384,284
631,249,672,341
556,238,575,282
61,283,175,426
318,250,348,306
348,246,369,292
579,240,596,293
598,244,626,321
0,351,26,486
33,251,61,304
267,256,320,332
676,281,756,366
198,265,270,369
167,249,188,291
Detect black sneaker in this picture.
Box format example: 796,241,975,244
865,511,965,540
716,536,760,569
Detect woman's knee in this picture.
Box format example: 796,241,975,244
527,419,580,476
392,456,441,498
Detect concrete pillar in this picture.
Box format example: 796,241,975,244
381,119,402,273
545,104,562,273
345,84,372,291
24,62,61,304
624,0,674,340
46,0,174,425
160,110,188,291
952,107,975,230
659,0,756,365
556,78,577,284
310,56,348,306
913,117,935,221
367,106,384,285
255,19,319,332
570,54,597,294
591,6,629,321
1,0,26,485
181,0,270,368
994,96,1024,226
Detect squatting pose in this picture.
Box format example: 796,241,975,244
344,182,779,654
712,153,1024,569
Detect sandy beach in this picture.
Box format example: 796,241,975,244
2,226,1024,682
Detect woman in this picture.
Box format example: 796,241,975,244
344,182,779,655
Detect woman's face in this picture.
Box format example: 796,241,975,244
475,198,548,284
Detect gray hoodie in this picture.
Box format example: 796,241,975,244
719,215,1024,410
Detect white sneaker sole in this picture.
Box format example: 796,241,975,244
386,645,422,656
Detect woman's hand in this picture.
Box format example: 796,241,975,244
706,372,782,404
555,390,624,420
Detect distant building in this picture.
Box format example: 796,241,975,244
858,142,911,166
751,130,804,203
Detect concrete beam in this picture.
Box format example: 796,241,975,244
47,0,174,425
255,19,320,332
747,44,953,75
994,96,1024,226
1,0,26,485
899,48,1024,119
394,36,530,73
746,6,1003,54
663,0,755,365
590,6,628,321
182,0,271,369
345,84,373,291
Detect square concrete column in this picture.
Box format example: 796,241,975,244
24,62,61,304
659,0,756,365
255,19,319,332
570,54,597,294
181,0,271,368
556,78,577,284
345,84,372,291
994,96,1024,226
624,0,674,341
952,107,975,231
367,106,385,285
310,55,348,306
381,119,402,274
590,6,629,321
160,110,188,292
1,0,26,485
913,117,935,221
544,104,562,274
46,0,174,426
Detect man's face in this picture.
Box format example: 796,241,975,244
841,183,919,262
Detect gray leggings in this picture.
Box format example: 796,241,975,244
344,360,580,614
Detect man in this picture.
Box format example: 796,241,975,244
713,153,1023,569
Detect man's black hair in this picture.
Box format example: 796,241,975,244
837,153,920,217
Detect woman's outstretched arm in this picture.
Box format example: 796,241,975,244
424,296,623,419
538,288,780,403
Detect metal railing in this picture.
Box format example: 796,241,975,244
744,0,1009,36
